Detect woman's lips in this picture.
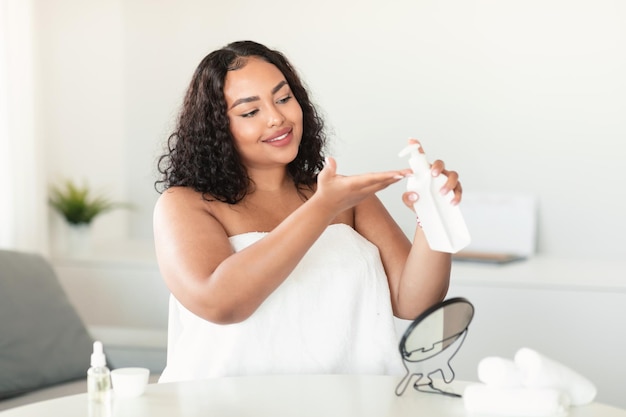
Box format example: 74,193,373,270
263,129,292,146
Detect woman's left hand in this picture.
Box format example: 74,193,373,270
401,159,463,211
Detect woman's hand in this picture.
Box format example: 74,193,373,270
314,156,411,214
400,139,463,211
430,159,463,205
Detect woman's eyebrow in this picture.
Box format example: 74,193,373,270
271,80,288,95
229,80,288,110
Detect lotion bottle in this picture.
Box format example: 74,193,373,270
87,341,112,404
399,142,471,253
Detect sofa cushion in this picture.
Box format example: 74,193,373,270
0,250,94,399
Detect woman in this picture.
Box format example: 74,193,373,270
154,40,462,382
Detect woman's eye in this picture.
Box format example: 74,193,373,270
277,95,292,104
241,109,258,118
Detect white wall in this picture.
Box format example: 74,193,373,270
37,0,128,244
36,0,626,260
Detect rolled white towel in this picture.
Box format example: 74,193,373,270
463,383,571,417
514,347,597,406
478,356,524,388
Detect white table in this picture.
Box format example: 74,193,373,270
1,375,625,417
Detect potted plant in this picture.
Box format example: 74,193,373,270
49,179,130,255
49,179,129,225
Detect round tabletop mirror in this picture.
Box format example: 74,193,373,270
395,297,475,397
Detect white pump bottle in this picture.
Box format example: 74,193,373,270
399,142,471,253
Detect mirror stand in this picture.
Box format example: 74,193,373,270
395,297,474,397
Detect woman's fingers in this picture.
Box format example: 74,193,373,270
430,159,445,177
402,192,419,211
350,170,407,192
320,157,409,192
317,157,409,211
429,159,462,204
450,178,463,205
318,156,337,181
404,140,464,206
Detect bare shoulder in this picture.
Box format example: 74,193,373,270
153,187,232,278
153,187,237,311
156,186,207,209
154,186,222,219
153,186,227,238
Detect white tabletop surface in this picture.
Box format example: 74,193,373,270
1,375,625,417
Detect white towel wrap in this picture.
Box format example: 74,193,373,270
478,356,524,388
463,383,571,417
514,347,597,406
159,224,404,382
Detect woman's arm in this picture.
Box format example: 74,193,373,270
355,195,451,320
154,186,335,325
355,150,462,320
153,158,410,325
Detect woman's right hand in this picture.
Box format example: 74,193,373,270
313,156,410,214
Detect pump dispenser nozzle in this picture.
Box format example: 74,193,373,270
399,143,431,182
398,143,420,158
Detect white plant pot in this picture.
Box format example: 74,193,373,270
66,223,92,257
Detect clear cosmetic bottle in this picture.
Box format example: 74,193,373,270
88,341,112,416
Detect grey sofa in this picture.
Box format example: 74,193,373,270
0,249,97,411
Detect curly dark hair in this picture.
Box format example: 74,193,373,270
155,40,327,203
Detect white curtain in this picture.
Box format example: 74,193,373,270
0,0,48,254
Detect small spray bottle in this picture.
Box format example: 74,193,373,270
399,141,471,253
87,341,112,404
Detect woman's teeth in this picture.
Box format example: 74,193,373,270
267,133,288,142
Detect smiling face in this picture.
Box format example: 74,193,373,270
224,57,304,171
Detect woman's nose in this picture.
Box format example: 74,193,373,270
266,106,285,128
